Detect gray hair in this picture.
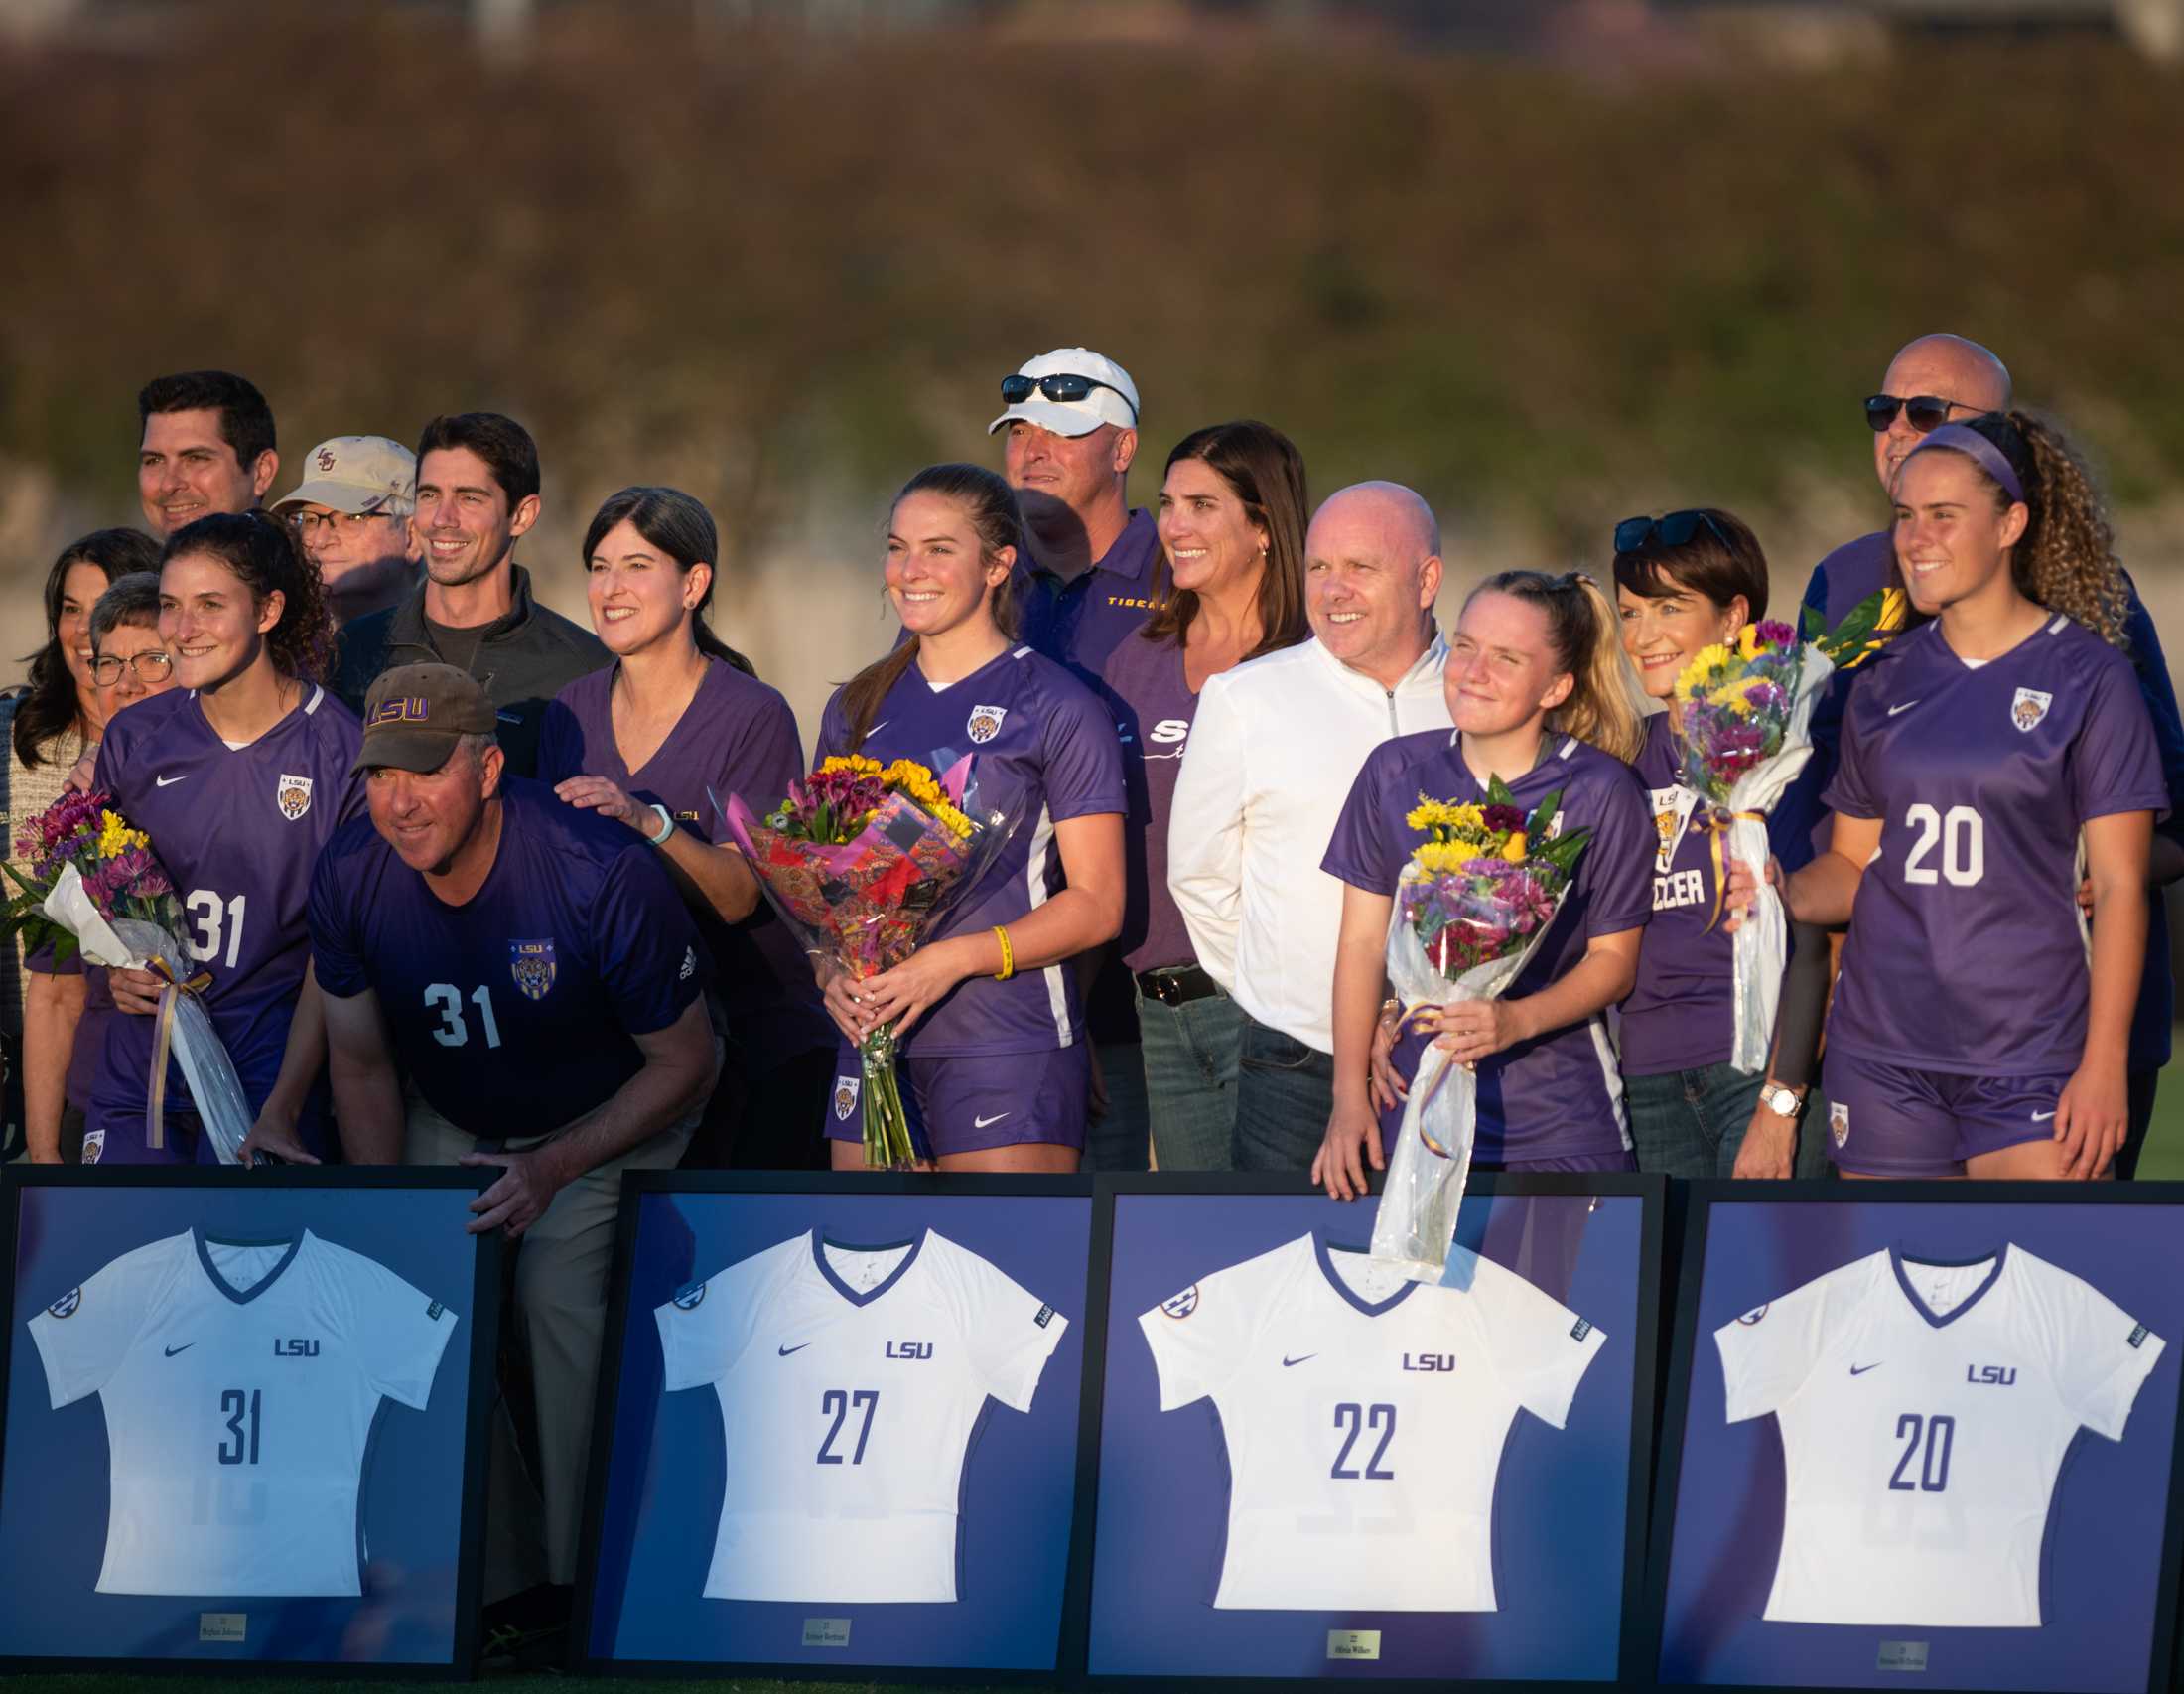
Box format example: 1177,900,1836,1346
88,572,164,652
454,731,498,773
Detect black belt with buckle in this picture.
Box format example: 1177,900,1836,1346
1136,965,1224,1007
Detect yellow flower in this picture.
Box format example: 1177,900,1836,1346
819,754,883,776
1735,625,1762,661
97,810,149,858
1500,831,1529,864
1878,587,1908,634
1671,644,1733,706
1412,841,1477,875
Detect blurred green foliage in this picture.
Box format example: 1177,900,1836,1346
4,7,2183,559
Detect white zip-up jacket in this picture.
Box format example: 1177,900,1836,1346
1167,633,1453,1054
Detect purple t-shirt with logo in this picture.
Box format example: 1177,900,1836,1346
310,777,708,1137
88,686,366,1147
1321,730,1653,1163
1824,617,2168,1077
537,660,833,1067
815,644,1125,1056
1100,628,1204,975
1619,712,1810,1077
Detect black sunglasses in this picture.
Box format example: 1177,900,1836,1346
1863,392,1971,434
1000,372,1138,421
1613,509,1730,555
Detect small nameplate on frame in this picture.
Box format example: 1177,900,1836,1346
801,1617,851,1648
1326,1628,1381,1660
198,1613,247,1643
1877,1640,1930,1672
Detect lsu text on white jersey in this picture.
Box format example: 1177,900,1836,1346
655,1228,1067,1604
27,1227,458,1597
1139,1233,1605,1612
1715,1243,2164,1627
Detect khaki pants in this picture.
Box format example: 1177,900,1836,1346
405,1088,694,1592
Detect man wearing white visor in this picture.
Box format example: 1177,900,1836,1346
990,347,1161,1172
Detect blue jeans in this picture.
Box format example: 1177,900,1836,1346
1083,1040,1152,1172
1136,983,1244,1171
1234,1011,1335,1172
1625,1062,1833,1178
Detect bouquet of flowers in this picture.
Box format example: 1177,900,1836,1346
1667,590,1895,1073
2,789,255,1162
1371,778,1593,1282
721,753,1019,1168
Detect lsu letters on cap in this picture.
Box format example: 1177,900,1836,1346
354,662,498,776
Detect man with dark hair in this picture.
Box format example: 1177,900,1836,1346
332,412,607,777
135,369,279,537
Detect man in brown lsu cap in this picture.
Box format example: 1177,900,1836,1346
257,661,718,1620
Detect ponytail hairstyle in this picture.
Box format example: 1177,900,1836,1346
14,526,162,766
1927,411,2130,649
160,511,334,684
581,486,757,677
1141,420,1311,660
838,464,1024,753
1465,569,1649,764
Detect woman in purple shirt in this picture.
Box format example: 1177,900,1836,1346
1315,571,1653,1200
1100,422,1309,1169
539,487,836,1168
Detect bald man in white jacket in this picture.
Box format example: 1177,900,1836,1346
1169,483,1455,1170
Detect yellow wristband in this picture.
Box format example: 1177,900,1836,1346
993,925,1015,981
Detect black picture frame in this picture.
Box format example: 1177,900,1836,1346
572,1169,1098,1684
1069,1170,1665,1691
1641,1179,2184,1694
0,1164,500,1678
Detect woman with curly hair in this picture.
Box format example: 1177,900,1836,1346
86,511,365,1163
1730,411,2166,1181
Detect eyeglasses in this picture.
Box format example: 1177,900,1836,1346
1862,393,1975,434
1613,510,1730,554
288,507,405,538
1000,372,1138,422
91,649,175,686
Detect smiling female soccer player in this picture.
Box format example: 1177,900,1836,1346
816,465,1124,1172
1313,570,1653,1200
92,512,363,1163
1729,413,2165,1180
539,487,836,1167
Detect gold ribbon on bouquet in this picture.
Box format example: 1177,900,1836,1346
1698,807,1770,935
144,956,212,1151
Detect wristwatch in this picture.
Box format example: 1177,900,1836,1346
1760,1083,1806,1120
645,803,676,846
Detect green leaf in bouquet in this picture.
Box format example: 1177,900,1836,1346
1533,823,1595,879
1525,784,1566,842
1807,588,1897,672
1484,774,1520,811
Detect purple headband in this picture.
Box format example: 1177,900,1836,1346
1907,422,2025,505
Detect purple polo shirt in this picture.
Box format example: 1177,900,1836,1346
538,660,833,1068
1619,712,1807,1077
1321,730,1653,1164
1824,617,2168,1078
1101,627,1202,975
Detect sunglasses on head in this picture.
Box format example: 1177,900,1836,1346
1863,393,1971,434
1613,510,1729,555
1000,372,1138,421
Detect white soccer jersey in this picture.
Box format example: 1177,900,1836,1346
1139,1234,1604,1612
26,1227,458,1598
1715,1243,2165,1628
656,1227,1067,1604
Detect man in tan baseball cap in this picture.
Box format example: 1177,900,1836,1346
273,434,421,630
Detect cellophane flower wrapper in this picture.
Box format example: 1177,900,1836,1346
6,792,251,1163
721,754,1022,1169
1668,593,1906,1075
1370,858,1573,1283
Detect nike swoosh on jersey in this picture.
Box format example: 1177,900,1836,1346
1849,1361,1881,1375
155,774,189,787
2031,1110,2057,1122
972,1111,1011,1129
777,1342,811,1356
164,1342,195,1357
1282,1353,1317,1367
1886,700,1922,717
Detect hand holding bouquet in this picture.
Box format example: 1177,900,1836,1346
1668,591,1894,1072
3,789,255,1162
721,754,1017,1168
1371,777,1593,1281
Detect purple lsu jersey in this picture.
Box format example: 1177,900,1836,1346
538,659,833,1064
1321,731,1653,1163
1824,616,2168,1077
815,644,1126,1056
1620,712,1805,1077
89,686,366,1144
310,777,709,1137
